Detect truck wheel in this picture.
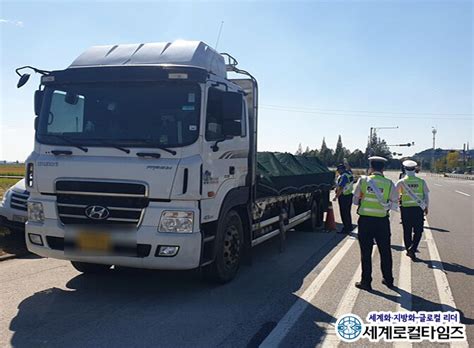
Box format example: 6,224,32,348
71,261,111,274
203,210,243,283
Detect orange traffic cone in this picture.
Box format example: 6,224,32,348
325,202,337,231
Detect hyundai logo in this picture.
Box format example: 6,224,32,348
85,205,110,220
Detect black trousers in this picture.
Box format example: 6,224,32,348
357,216,393,285
338,194,353,232
400,206,424,252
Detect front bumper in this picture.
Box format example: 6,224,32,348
26,218,202,270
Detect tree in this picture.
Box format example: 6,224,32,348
295,143,303,155
365,133,392,159
334,135,345,165
446,151,460,170
320,138,334,166
304,146,310,154
347,149,365,168
434,157,447,172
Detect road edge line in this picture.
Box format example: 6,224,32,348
319,249,377,348
425,220,468,348
259,231,357,348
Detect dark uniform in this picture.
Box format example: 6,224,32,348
396,160,429,259
336,165,354,233
353,157,398,290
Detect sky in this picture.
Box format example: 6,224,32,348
0,0,472,161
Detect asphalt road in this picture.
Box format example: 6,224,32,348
0,173,472,347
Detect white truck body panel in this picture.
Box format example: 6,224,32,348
70,40,227,78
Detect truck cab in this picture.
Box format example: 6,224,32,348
24,41,257,282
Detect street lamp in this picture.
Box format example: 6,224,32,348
431,127,437,171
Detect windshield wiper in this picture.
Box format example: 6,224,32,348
89,140,130,154
45,134,88,153
114,139,177,155
151,144,177,156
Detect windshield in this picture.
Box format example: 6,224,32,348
37,82,201,148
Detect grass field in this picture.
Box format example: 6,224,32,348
0,164,25,177
0,178,22,196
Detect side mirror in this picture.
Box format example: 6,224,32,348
222,92,243,121
17,74,30,88
211,135,233,152
34,90,44,116
222,119,241,137
221,91,243,137
34,117,39,131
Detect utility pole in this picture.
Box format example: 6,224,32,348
463,143,466,171
431,127,437,172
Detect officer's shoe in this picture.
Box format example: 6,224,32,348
407,250,417,260
355,282,372,291
382,279,395,289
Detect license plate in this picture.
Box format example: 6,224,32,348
77,231,111,252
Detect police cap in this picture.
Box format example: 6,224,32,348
402,159,417,170
368,156,388,163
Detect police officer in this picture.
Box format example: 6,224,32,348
396,160,429,260
333,164,354,233
353,156,399,290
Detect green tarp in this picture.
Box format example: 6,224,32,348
257,152,334,197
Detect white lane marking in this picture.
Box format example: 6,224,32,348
395,234,412,348
454,190,471,197
397,246,411,311
434,183,442,187
320,249,375,348
425,220,468,348
259,232,357,347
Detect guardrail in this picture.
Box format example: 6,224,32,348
443,173,474,180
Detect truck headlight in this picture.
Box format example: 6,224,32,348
159,211,194,233
28,202,44,223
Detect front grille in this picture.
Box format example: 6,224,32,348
55,180,147,226
10,191,29,211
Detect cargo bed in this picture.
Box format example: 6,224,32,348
256,152,334,197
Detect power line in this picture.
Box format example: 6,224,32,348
260,105,473,120
261,104,473,117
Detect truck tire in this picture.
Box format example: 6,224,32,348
203,209,243,283
71,261,111,274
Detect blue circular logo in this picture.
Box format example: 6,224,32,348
336,314,363,341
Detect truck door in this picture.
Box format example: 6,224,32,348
200,85,249,224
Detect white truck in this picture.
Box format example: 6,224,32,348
18,40,333,282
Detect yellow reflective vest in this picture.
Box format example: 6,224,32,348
338,172,354,195
358,174,392,218
400,176,425,208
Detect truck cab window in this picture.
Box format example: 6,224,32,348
37,83,201,148
48,91,85,133
206,88,244,141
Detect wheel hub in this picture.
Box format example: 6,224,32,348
223,225,240,267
